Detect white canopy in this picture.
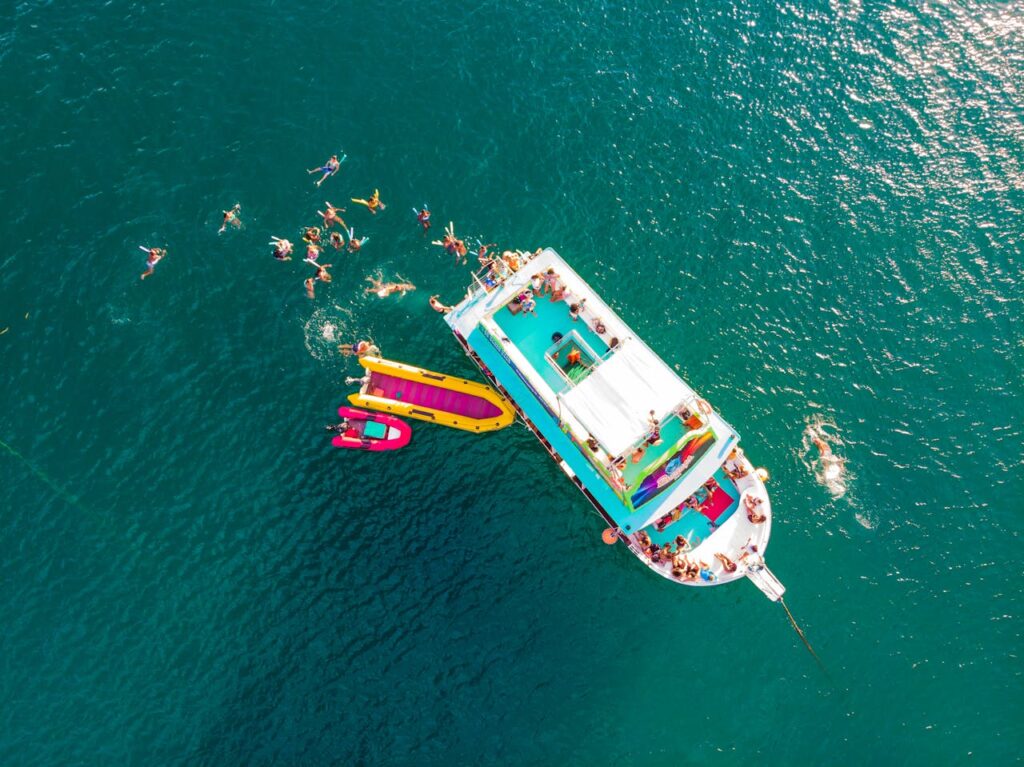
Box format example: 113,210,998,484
556,338,691,457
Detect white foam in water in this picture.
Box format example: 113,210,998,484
303,306,356,364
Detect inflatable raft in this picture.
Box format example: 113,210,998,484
331,406,412,451
348,356,515,432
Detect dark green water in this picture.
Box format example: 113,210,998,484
2,1,1022,764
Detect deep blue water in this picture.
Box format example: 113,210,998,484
1,1,1022,764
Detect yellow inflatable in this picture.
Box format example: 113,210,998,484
348,356,515,433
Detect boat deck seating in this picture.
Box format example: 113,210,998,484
643,470,740,550
492,290,610,393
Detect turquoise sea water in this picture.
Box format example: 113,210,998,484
2,0,1022,763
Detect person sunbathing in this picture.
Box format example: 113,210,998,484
745,494,767,523
714,553,737,573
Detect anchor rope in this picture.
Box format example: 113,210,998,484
780,597,829,678
0,436,87,513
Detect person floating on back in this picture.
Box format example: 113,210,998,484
351,188,385,215
308,154,345,187
218,203,242,234
138,246,166,280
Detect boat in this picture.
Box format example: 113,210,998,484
442,248,784,598
331,406,412,451
348,356,516,433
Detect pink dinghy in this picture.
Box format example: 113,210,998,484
331,406,412,451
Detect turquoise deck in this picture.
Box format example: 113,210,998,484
492,295,610,394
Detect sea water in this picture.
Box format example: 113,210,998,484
1,1,1022,764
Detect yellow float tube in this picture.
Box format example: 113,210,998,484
348,356,515,433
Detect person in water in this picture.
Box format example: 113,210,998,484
304,277,316,299
432,222,467,263
365,274,416,298
313,262,332,283
138,246,166,280
269,236,293,261
414,205,431,232
346,228,368,253
308,154,344,187
305,243,321,264
476,242,498,267
303,226,321,244
338,340,380,357
329,232,344,250
429,295,454,314
325,418,350,434
318,202,346,229
218,203,241,234
351,189,385,214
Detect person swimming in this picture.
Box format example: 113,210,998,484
476,242,498,266
269,236,293,260
308,154,345,187
431,222,467,263
325,418,350,434
414,205,431,232
351,188,385,214
305,243,321,264
302,226,321,244
304,277,316,299
329,232,344,250
365,273,415,298
804,419,847,497
346,227,368,253
218,203,241,234
318,202,346,229
313,262,332,283
138,245,166,280
429,295,454,314
338,340,380,357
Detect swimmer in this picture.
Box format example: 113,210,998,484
429,295,454,314
138,245,166,280
346,228,368,253
476,242,498,267
307,153,345,187
351,188,386,214
325,419,350,434
339,340,380,357
304,277,316,299
432,222,467,263
305,243,321,264
329,232,344,250
365,273,416,299
318,202,346,229
414,205,431,232
313,262,333,283
269,236,293,261
302,226,321,244
218,203,241,234
804,419,848,497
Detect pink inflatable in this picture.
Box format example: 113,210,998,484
331,406,412,451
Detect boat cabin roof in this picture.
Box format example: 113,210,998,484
557,337,690,457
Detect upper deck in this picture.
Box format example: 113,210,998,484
446,249,740,532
